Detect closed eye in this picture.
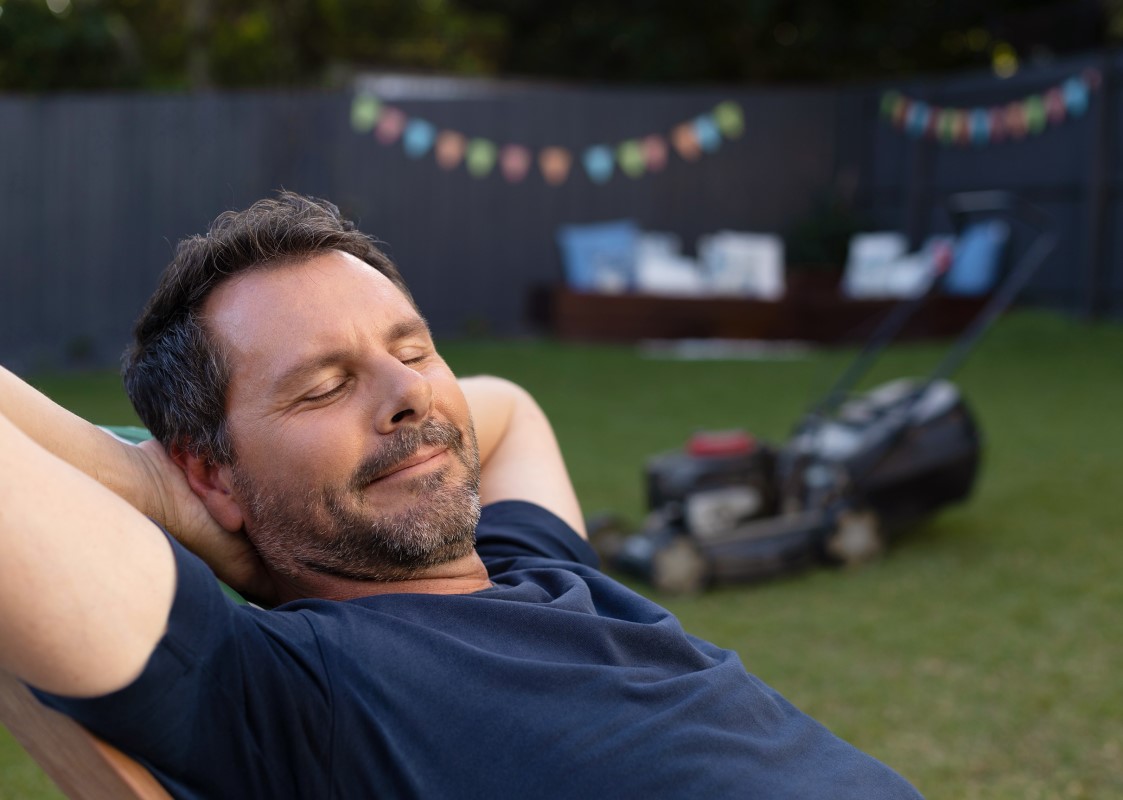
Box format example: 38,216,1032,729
302,380,350,403
397,346,431,366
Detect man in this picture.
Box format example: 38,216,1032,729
0,193,922,798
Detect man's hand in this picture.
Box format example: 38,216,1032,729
135,439,278,606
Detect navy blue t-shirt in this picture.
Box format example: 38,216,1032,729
40,501,922,799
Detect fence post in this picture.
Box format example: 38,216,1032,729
1084,55,1114,320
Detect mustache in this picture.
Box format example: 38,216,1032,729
348,418,464,491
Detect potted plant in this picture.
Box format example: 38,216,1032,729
784,193,871,301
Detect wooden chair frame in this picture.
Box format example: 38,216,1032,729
0,669,171,799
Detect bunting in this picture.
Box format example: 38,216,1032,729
349,95,745,186
880,68,1102,147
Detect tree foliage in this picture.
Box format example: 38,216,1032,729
460,0,1110,82
0,0,1112,91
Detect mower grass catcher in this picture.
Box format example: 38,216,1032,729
590,192,1056,593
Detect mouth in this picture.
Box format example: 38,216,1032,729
369,446,449,483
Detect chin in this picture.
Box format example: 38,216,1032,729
281,474,483,583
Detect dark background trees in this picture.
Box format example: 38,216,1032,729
0,0,1115,90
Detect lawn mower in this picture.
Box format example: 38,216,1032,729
590,192,1056,593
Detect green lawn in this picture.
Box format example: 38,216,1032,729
3,310,1121,799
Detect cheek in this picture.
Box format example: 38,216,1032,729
238,414,366,488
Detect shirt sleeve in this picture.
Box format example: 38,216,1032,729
474,500,600,568
34,528,333,799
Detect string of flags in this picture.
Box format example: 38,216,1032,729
349,94,745,186
880,68,1102,147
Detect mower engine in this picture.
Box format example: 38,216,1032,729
644,430,777,537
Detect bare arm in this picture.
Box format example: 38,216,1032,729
0,410,175,696
458,376,586,539
0,367,274,602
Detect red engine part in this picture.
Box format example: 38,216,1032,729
686,430,756,458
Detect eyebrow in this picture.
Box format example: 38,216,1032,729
385,317,433,343
268,317,433,397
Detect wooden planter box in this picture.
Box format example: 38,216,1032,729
546,285,987,345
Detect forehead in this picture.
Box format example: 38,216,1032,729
203,250,421,378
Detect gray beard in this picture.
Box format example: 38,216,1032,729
233,418,482,583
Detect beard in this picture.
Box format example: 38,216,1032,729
232,417,482,583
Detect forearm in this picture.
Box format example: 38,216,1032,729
0,366,159,519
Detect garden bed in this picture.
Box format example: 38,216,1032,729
547,286,988,344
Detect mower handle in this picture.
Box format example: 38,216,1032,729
928,197,1057,384
797,190,1055,431
838,192,1057,494
946,190,1052,235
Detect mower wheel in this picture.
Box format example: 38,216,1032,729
824,509,885,565
652,536,709,594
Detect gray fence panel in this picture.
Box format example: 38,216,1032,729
0,85,840,370
2,55,1120,372
853,52,1123,318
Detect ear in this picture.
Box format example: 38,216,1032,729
169,444,246,534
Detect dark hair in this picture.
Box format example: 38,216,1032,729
123,192,413,464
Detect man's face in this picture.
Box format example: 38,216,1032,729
203,251,481,583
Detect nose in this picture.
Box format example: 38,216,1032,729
373,358,433,434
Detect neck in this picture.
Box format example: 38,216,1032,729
269,550,493,604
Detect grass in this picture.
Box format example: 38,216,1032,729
3,310,1121,799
